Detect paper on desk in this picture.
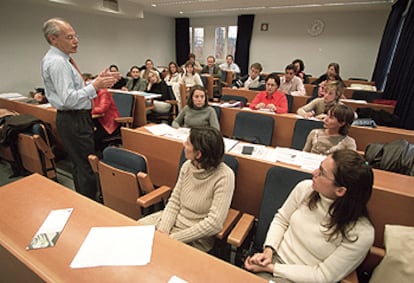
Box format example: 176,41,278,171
145,124,190,141
274,147,326,171
70,225,155,268
168,275,189,283
0,92,25,99
230,143,278,162
26,208,73,250
223,137,239,152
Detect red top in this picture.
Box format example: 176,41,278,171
249,90,288,113
92,89,120,134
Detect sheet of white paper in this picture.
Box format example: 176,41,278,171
301,152,326,171
168,275,189,283
223,137,239,152
70,225,155,268
0,92,25,99
274,147,304,166
26,208,73,250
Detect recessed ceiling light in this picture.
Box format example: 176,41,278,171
179,11,184,14
151,4,157,7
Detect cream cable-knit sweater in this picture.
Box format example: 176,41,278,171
265,180,374,283
157,160,235,251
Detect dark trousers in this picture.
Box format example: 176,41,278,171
57,110,97,200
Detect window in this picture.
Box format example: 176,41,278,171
214,27,226,60
227,26,237,58
192,27,204,60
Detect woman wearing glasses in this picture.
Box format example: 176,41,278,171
245,149,374,283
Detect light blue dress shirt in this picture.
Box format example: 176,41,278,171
41,46,96,110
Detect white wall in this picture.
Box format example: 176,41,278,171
0,1,389,94
0,1,175,94
191,9,389,80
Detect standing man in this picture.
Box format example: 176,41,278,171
41,17,120,200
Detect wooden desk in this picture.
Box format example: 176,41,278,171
0,174,265,283
0,97,62,150
218,107,414,151
122,127,414,220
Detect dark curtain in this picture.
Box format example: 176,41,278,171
371,0,408,90
235,15,254,76
383,0,414,129
175,18,190,66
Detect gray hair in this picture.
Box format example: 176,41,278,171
42,17,66,44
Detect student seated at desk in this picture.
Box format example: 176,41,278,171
138,127,235,252
172,85,220,130
245,149,374,283
29,87,48,104
146,70,170,114
249,74,288,114
122,65,147,92
232,62,266,91
180,61,203,89
89,85,120,153
303,104,356,155
296,80,343,120
312,63,344,98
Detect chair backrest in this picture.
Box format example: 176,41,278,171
112,92,135,117
290,119,324,150
212,105,221,121
285,93,293,113
221,94,248,106
232,112,274,146
252,166,312,252
98,147,148,219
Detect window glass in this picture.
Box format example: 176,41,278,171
193,27,204,60
214,27,226,60
228,26,238,57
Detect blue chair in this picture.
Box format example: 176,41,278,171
88,147,155,220
112,92,135,127
227,165,312,265
290,119,324,150
232,112,274,146
285,93,293,113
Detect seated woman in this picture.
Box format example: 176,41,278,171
303,104,356,155
122,65,147,92
292,59,308,84
296,80,344,120
180,61,203,89
140,59,160,81
146,69,171,114
164,61,182,107
138,127,235,252
312,63,344,98
91,88,120,153
245,149,374,282
249,74,288,114
172,85,220,130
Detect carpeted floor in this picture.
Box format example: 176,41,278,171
0,157,75,190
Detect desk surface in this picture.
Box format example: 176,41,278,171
122,127,414,219
0,174,265,283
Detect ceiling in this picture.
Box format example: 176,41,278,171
21,0,394,18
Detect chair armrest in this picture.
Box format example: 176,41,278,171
165,100,178,105
137,172,155,193
137,185,172,208
216,208,240,240
33,135,55,159
88,154,99,173
227,213,255,247
114,117,133,124
341,271,358,283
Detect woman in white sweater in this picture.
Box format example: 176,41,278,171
139,127,234,252
245,149,374,283
303,104,357,155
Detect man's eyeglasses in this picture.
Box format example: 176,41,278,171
63,34,79,41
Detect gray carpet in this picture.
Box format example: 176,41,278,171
0,158,75,190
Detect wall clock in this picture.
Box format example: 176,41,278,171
307,19,325,37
